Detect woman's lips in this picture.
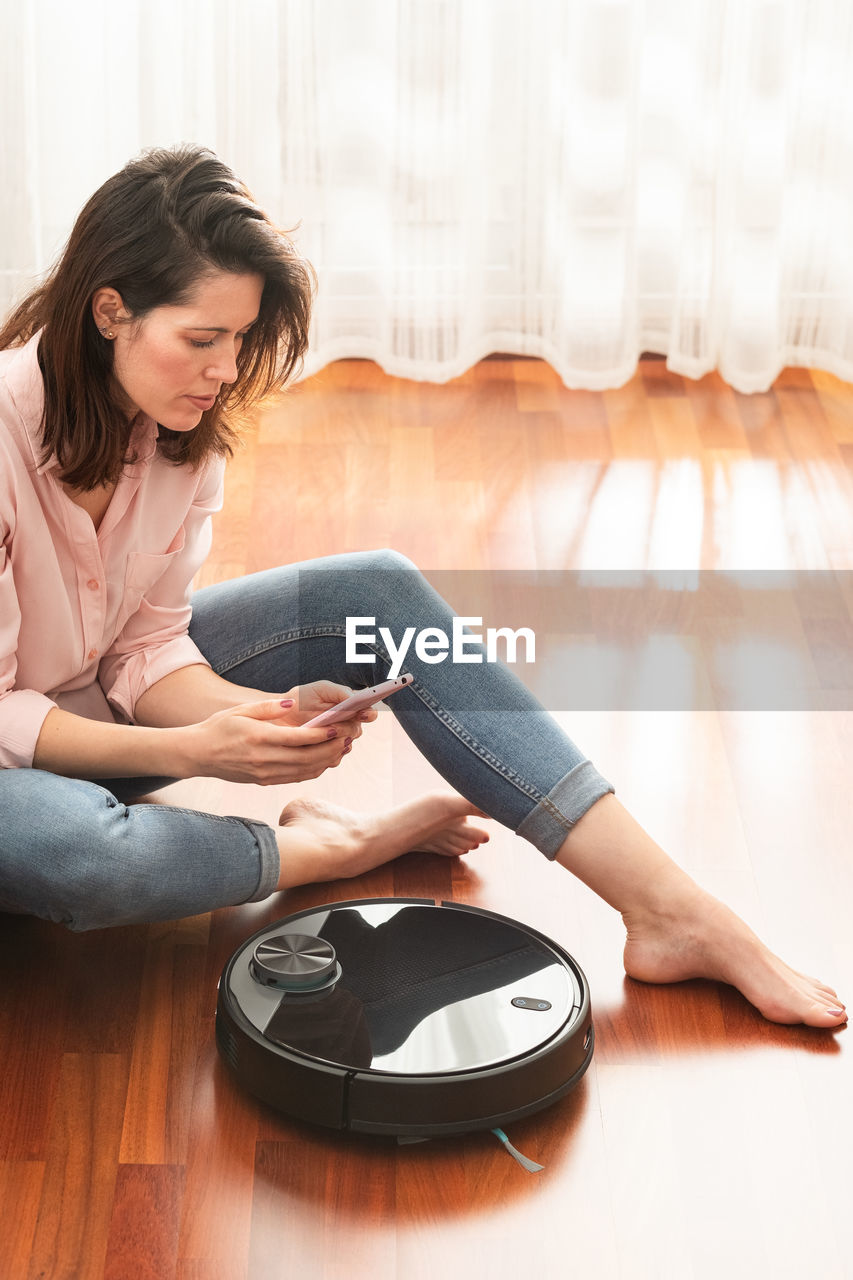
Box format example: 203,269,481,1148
186,395,216,409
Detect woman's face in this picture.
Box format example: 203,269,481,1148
96,270,265,430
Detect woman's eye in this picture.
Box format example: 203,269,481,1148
190,333,248,350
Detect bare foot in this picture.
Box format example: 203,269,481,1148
622,880,847,1029
274,792,490,890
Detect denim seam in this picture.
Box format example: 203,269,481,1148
212,627,567,823
212,624,571,814
209,625,349,675
411,684,564,812
519,762,613,844
118,802,252,826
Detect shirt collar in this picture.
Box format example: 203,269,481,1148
4,329,49,472
6,327,159,477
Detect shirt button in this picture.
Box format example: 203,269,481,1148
88,648,98,661
87,579,100,591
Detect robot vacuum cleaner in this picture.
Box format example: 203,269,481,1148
216,897,593,1139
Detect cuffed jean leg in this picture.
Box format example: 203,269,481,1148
0,770,279,931
189,549,615,858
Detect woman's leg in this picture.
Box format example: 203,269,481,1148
189,549,614,851
553,795,847,1027
189,549,847,1028
0,768,279,930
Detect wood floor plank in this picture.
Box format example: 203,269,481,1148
28,1053,129,1280
647,394,705,460
59,925,149,1056
555,387,612,461
474,411,535,570
119,923,208,1165
248,1139,328,1275
603,376,659,459
176,1036,259,1275
344,438,392,552
0,920,74,1160
0,1160,45,1280
195,434,258,589
321,1142,397,1280
164,941,210,1165
433,392,482,484
685,371,752,455
732,387,791,462
513,356,563,412
103,1164,184,1280
639,358,687,397
118,932,180,1165
811,367,853,443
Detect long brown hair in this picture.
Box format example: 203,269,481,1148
0,143,316,489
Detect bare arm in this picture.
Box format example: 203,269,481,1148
132,662,273,727
32,666,372,784
32,706,192,780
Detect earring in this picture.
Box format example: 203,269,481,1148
100,326,115,339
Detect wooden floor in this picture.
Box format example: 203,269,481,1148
3,356,853,1278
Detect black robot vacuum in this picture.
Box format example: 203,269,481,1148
216,897,593,1138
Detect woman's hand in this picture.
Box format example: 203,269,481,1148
282,680,380,729
176,681,377,785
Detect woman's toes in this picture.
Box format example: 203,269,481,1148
812,1001,847,1026
444,834,471,851
793,969,840,998
412,824,490,856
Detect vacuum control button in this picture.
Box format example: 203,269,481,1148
512,996,552,1011
251,934,337,990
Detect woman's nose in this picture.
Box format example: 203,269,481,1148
206,345,239,385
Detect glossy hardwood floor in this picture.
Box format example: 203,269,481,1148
3,356,853,1279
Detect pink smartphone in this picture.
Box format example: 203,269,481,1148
303,674,414,728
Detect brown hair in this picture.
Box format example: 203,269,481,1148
0,142,315,489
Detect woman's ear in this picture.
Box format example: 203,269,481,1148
91,286,129,331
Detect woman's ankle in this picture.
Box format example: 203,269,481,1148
553,794,700,918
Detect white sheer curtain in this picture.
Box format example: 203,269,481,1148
2,0,852,392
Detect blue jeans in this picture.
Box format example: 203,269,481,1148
0,551,613,930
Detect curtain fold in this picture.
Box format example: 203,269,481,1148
2,0,852,393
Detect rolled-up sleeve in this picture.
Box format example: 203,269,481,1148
0,544,60,768
99,457,226,722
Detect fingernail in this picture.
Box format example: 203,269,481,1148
344,737,352,748
343,744,352,754
326,728,338,739
358,711,371,720
280,698,294,707
827,1007,846,1016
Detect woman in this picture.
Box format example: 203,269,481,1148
0,143,845,1029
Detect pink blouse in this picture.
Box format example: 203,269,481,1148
0,329,225,769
